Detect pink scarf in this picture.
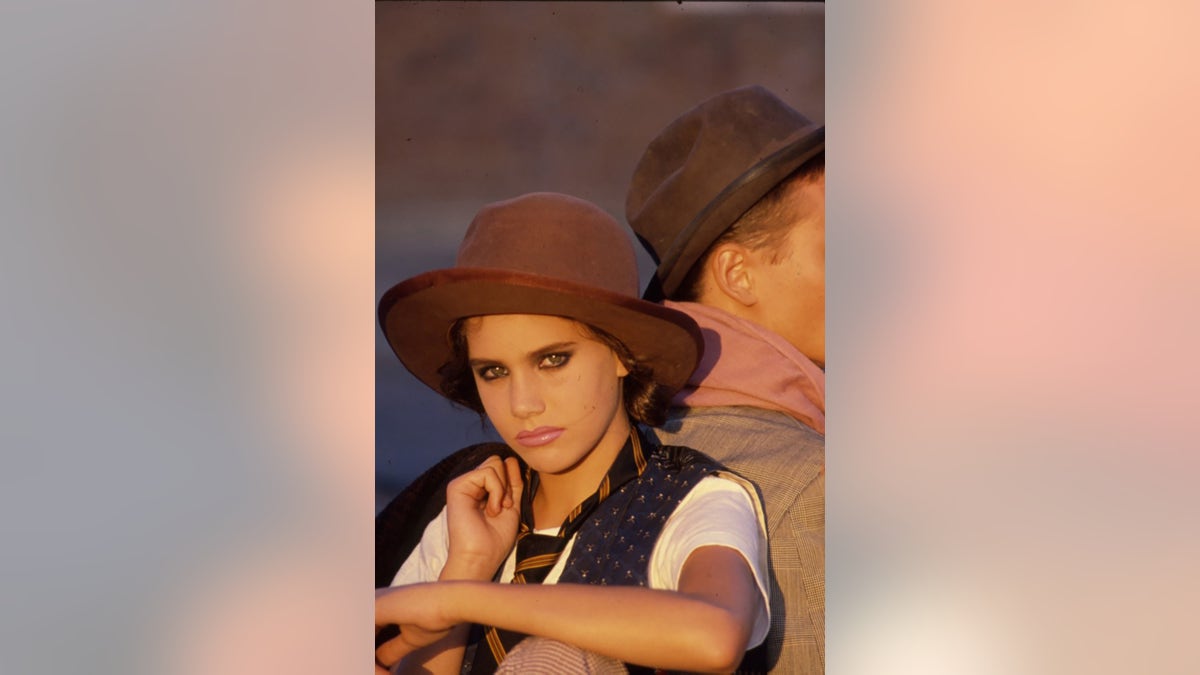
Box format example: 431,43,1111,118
667,301,825,435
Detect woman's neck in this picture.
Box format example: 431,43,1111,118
531,415,633,528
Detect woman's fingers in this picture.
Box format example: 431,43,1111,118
503,456,523,508
375,625,448,670
374,644,396,674
452,455,512,516
476,457,508,515
374,635,410,671
447,454,524,520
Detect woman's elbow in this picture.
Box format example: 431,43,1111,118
690,609,753,673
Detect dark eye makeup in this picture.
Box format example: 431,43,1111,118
538,352,572,369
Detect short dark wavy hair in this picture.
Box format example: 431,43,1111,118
675,151,825,302
437,317,674,427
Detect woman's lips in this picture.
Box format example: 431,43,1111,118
515,426,564,447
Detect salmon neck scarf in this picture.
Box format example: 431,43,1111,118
665,301,825,435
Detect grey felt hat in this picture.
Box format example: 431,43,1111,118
626,85,824,298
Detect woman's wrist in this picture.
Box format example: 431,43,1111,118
439,555,500,582
414,580,477,629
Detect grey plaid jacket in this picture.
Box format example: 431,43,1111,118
642,406,825,674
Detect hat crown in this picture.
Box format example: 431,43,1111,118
626,85,822,297
458,192,638,298
378,192,704,399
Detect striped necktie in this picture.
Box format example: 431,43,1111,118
468,427,648,672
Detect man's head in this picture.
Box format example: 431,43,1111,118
626,86,825,366
682,158,824,367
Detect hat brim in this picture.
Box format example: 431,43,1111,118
379,267,704,397
654,124,825,299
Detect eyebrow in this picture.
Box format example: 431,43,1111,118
468,341,578,368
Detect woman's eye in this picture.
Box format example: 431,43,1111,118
477,365,507,381
540,353,570,369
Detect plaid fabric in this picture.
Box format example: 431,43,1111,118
469,429,649,673
644,406,826,674
495,637,628,674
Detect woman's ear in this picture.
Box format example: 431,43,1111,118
707,243,758,308
613,353,630,379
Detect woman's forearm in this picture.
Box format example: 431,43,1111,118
387,550,497,673
446,582,750,672
377,546,761,673
380,545,759,674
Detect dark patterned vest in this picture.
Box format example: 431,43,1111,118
375,441,766,674
556,443,721,588
556,444,765,675
460,444,733,675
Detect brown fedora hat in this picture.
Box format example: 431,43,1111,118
626,85,824,299
378,192,704,398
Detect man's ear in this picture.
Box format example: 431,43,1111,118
706,243,757,308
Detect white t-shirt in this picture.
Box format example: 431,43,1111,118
391,474,771,648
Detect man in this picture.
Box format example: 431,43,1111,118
626,85,825,673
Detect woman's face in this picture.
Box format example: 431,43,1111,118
463,314,630,477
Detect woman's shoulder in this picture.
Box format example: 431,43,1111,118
628,445,765,535
643,442,761,498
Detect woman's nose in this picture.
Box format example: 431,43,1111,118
508,372,546,418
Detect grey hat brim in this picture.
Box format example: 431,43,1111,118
653,124,824,298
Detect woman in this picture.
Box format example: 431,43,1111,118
375,193,769,674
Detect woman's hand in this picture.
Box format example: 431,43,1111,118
442,455,524,579
377,456,520,675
